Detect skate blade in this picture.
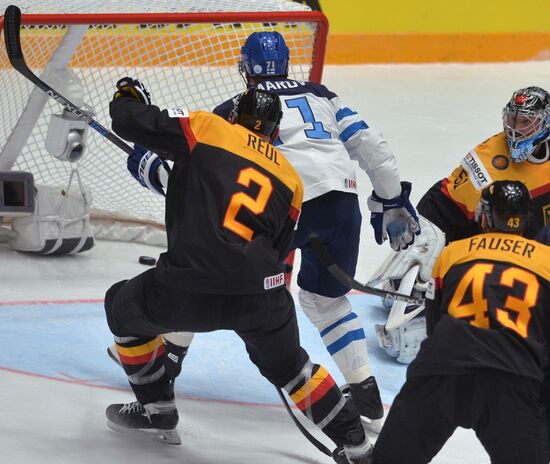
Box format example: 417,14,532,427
361,415,384,435
107,420,182,445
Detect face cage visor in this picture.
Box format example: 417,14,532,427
502,107,550,162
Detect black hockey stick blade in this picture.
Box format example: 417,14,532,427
4,5,23,62
309,233,424,305
276,388,332,457
3,5,134,155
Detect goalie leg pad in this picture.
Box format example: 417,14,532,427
368,215,446,289
299,289,372,384
375,316,427,364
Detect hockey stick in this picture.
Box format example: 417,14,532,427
309,233,425,306
3,5,134,156
276,388,333,457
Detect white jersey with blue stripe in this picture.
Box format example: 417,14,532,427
246,79,402,202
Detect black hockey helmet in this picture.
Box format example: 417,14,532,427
234,88,283,139
475,180,532,234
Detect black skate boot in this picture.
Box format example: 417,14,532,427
332,421,373,464
106,400,181,445
343,376,384,433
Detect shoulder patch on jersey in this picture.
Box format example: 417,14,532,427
460,150,492,191
167,108,189,119
452,168,469,189
491,154,509,170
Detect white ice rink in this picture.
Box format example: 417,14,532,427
2,61,550,463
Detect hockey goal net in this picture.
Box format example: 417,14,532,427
0,0,328,244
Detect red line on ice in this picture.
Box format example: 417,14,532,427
0,365,391,410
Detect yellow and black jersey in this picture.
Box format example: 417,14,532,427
110,97,303,294
417,132,550,242
409,232,550,381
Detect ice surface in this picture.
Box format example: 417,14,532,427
4,61,549,463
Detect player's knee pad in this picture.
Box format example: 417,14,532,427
298,288,352,327
375,315,427,364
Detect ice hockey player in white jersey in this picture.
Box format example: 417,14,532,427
124,31,421,440
218,32,421,432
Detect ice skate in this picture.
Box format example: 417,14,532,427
343,376,384,434
332,421,373,464
106,400,181,445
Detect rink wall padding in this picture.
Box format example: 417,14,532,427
325,33,550,64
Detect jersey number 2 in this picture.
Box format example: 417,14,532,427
223,167,273,241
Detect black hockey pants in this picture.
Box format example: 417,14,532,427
104,269,363,447
373,371,548,464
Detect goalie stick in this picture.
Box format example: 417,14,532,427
309,233,425,306
3,5,134,156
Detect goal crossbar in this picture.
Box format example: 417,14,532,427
0,11,328,82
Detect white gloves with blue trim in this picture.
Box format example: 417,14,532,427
367,181,421,251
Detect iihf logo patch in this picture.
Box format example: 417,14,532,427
491,155,509,170
264,273,285,290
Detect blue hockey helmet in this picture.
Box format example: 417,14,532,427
238,31,290,79
502,86,550,163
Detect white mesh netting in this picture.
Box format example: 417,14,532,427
7,0,312,14
0,1,325,241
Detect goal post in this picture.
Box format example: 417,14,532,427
0,1,328,244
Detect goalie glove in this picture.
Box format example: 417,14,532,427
367,181,421,251
113,77,151,105
127,145,170,196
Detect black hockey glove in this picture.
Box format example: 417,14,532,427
113,77,151,105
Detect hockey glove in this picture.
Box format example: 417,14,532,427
367,181,421,251
127,145,169,196
114,77,151,105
